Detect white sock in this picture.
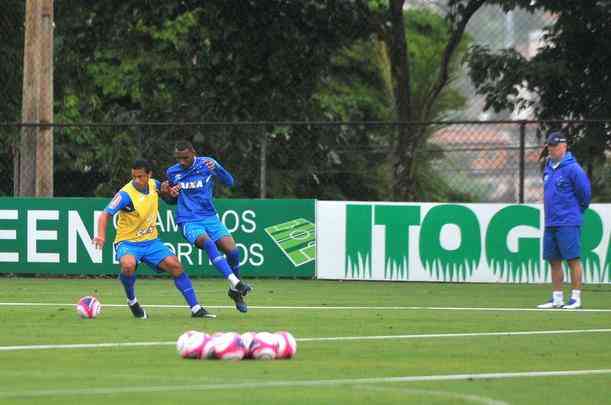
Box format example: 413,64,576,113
191,304,202,314
228,273,240,288
552,291,564,304
571,289,581,301
128,298,138,306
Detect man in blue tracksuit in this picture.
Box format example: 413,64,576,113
537,132,591,309
161,140,252,314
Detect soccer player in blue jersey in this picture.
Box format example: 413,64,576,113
161,141,252,313
93,159,216,319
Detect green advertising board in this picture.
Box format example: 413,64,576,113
317,201,611,283
0,198,315,278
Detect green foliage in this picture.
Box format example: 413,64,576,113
590,162,611,203
0,0,23,123
406,8,468,120
304,8,470,201
4,1,471,199
49,1,374,197
0,0,25,195
467,1,611,177
405,9,471,200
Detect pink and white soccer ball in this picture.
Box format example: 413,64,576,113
75,296,101,319
274,331,297,359
201,332,223,359
240,331,257,358
176,331,208,359
209,332,246,360
250,332,278,360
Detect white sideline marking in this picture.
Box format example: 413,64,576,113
0,369,609,399
358,386,509,405
1,302,611,312
0,342,175,351
1,328,610,352
296,328,611,342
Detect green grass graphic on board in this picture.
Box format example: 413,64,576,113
264,218,315,267
345,205,372,279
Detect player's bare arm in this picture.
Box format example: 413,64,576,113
169,183,181,197
93,211,111,249
159,181,181,204
159,181,175,198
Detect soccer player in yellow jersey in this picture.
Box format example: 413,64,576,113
93,160,215,319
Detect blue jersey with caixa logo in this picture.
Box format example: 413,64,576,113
543,152,591,227
166,156,234,224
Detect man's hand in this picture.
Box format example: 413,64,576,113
93,236,105,250
169,184,181,198
204,159,216,172
160,181,181,198
160,181,171,194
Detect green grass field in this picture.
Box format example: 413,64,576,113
0,277,610,404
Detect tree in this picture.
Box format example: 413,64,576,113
304,7,470,201
362,0,481,201
467,0,611,199
2,1,481,199
365,0,486,201
52,0,370,196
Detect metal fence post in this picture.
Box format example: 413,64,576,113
259,129,267,199
519,121,526,203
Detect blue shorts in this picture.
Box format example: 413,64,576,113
179,215,231,245
114,238,174,271
543,226,581,261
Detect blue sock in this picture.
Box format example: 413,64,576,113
119,272,136,301
226,248,241,278
173,272,199,308
203,239,233,278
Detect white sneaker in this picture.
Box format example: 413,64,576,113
537,299,564,309
562,299,581,309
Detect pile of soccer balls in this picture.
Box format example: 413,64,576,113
176,330,297,361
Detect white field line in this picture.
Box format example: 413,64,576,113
1,301,611,312
1,328,610,352
296,328,611,342
0,369,610,399
357,386,509,405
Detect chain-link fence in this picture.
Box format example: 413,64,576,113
5,3,608,202
2,120,609,203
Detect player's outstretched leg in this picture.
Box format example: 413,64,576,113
199,238,251,312
226,248,241,279
118,257,148,319
226,248,251,294
228,286,250,313
158,256,216,318
224,248,251,311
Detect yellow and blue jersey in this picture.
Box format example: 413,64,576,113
104,179,161,243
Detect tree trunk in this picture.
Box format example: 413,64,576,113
18,0,54,197
387,0,486,202
18,0,41,196
38,0,54,196
388,0,415,201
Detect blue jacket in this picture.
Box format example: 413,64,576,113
166,157,234,224
543,152,591,227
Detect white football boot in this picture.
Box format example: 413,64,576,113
561,298,582,309
537,299,564,309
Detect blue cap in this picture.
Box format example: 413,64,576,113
546,131,566,146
